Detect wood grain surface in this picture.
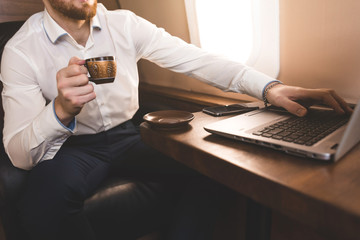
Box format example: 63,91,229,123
140,111,360,240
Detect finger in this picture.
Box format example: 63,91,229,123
329,90,353,114
60,65,88,81
78,83,95,96
74,91,97,106
319,90,345,114
280,97,308,117
68,56,85,66
66,72,90,86
61,83,94,100
290,88,347,114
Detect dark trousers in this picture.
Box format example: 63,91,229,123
18,121,231,240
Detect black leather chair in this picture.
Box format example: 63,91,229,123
0,21,178,240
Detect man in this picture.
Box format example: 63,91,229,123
0,0,352,239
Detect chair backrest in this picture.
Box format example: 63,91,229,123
0,21,24,64
0,21,25,126
0,21,28,240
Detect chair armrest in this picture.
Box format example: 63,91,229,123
0,142,28,239
0,143,28,205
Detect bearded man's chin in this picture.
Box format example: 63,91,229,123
48,0,97,20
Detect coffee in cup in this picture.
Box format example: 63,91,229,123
85,56,116,84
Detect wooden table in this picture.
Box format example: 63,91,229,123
140,112,360,240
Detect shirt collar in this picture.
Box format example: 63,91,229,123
43,8,102,44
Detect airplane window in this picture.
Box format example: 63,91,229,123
184,0,280,78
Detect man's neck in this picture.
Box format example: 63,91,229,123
46,8,91,47
60,18,91,47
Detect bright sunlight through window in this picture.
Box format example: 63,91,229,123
196,0,253,63
184,0,280,78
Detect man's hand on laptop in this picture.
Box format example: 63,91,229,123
265,84,353,117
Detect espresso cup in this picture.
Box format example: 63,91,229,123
85,56,116,84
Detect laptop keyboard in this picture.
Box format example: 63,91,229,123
252,110,349,146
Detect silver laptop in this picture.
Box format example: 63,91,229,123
204,100,360,161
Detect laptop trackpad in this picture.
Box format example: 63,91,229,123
240,110,289,131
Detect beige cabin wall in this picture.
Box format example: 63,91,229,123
119,0,199,90
279,0,360,103
120,0,360,103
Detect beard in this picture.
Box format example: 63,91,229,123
47,0,97,20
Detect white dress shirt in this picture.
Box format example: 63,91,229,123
0,4,275,170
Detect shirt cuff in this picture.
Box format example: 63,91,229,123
29,100,75,155
239,68,278,99
52,100,76,131
261,80,283,99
